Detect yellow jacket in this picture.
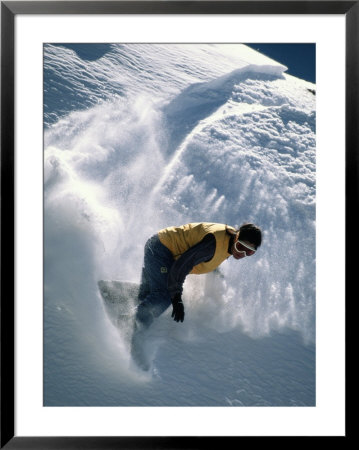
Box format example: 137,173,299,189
158,222,234,274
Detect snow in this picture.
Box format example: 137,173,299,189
43,43,315,407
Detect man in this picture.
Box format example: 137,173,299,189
131,222,262,369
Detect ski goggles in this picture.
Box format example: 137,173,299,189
234,240,256,256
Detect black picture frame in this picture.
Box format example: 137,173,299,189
1,1,354,447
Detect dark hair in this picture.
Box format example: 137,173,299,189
238,223,262,249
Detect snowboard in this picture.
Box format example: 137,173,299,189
98,280,158,371
98,280,139,329
98,280,150,370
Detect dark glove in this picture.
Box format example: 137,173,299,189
171,293,184,323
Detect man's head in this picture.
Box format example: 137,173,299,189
231,223,262,260
238,223,262,248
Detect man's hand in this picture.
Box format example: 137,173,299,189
171,293,184,323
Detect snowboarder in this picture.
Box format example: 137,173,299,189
131,222,262,369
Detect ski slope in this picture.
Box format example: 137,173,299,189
44,43,315,406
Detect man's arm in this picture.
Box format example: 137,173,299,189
167,233,216,298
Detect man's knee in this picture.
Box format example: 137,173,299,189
150,291,171,317
136,301,154,328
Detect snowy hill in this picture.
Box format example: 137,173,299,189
44,43,315,406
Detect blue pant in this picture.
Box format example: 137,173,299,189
135,234,175,328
